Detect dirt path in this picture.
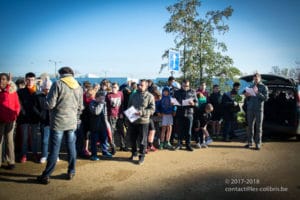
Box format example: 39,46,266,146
0,141,300,200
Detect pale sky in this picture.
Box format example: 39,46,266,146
0,0,299,78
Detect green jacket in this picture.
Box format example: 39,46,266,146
127,90,155,124
47,75,84,131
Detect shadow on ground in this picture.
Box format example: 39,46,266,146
59,170,299,200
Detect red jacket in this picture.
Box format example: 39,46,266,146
0,84,21,123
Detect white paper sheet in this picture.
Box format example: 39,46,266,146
124,106,140,123
245,87,256,96
171,98,181,106
182,98,194,106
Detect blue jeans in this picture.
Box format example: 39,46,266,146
20,123,39,156
42,129,76,177
41,125,50,158
91,130,109,156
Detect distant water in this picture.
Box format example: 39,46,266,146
50,77,170,86
49,77,250,93
50,77,129,85
76,77,128,85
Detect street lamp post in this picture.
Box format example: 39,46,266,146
49,60,62,79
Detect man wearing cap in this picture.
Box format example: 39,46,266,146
37,67,83,184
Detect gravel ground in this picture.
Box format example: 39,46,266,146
0,139,299,200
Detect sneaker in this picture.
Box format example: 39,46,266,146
40,157,47,164
195,143,201,149
164,142,172,149
149,146,157,152
255,144,261,150
67,173,75,180
205,137,213,145
244,144,252,148
120,147,129,152
83,149,91,157
57,157,60,162
37,176,50,184
110,144,116,155
201,143,208,148
102,152,113,158
158,143,164,150
138,155,144,165
186,145,194,152
90,155,100,161
20,155,27,163
129,152,138,161
174,144,182,150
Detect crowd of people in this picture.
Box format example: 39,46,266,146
0,67,268,184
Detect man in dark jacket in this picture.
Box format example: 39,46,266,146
244,73,268,150
17,72,42,163
174,79,198,151
221,82,241,142
209,85,222,138
37,67,83,184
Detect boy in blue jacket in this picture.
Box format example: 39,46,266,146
159,87,176,150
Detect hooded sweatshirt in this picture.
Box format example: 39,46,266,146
160,87,176,115
47,74,84,131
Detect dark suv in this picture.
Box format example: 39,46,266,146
240,74,300,140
